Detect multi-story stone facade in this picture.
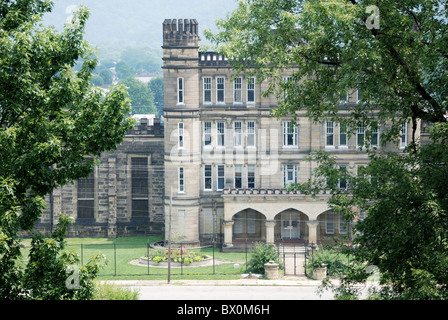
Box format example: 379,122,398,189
162,18,417,248
37,117,165,237
36,18,418,245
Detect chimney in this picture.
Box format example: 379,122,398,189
140,117,148,131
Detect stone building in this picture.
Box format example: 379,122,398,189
162,18,417,248
36,17,418,246
37,117,165,237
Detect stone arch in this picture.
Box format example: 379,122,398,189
273,208,309,241
232,208,266,242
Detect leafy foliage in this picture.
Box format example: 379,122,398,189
246,242,281,274
0,1,133,299
207,0,448,299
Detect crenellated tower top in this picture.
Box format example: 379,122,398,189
162,19,200,48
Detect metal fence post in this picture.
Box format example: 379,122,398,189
147,241,150,275
114,242,117,277
81,243,84,266
213,240,215,275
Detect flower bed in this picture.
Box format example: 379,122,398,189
143,246,209,266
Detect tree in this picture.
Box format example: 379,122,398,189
121,77,156,114
0,1,133,299
207,0,448,299
148,76,164,116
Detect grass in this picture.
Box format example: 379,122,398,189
19,236,252,280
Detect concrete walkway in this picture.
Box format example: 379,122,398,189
103,276,331,287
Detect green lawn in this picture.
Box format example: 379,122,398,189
20,236,251,280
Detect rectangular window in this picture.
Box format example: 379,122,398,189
339,123,347,147
340,215,349,234
131,157,148,217
340,92,348,104
357,125,365,148
203,77,212,104
178,122,184,149
326,212,335,234
283,121,298,147
247,77,255,103
247,165,255,189
283,76,291,100
204,165,212,191
216,77,225,104
371,122,379,147
233,77,242,103
246,121,255,147
326,121,334,147
400,122,407,149
203,122,212,147
217,122,225,147
234,165,242,189
234,121,242,147
339,165,348,190
77,172,94,218
177,77,184,104
178,167,185,193
217,165,225,191
283,164,298,186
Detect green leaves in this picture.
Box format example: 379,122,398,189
0,1,131,299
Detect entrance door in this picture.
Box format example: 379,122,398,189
281,211,300,239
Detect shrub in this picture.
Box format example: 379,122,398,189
246,242,280,274
307,248,349,277
93,282,139,300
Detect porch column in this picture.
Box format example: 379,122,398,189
223,220,234,247
265,220,276,244
307,220,319,244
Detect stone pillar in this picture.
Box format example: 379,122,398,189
264,260,280,279
223,220,234,247
52,188,62,229
107,157,117,238
307,220,319,244
265,220,276,244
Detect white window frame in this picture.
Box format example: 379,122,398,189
234,165,243,189
216,77,225,104
177,77,184,105
178,167,185,193
246,121,255,147
203,77,212,104
326,211,335,234
204,165,213,191
339,165,348,190
233,77,242,104
203,121,212,147
283,164,298,186
217,165,225,191
178,122,184,149
282,76,292,100
247,77,255,104
357,125,365,148
339,122,348,148
216,121,225,147
234,121,242,147
283,121,298,147
247,164,256,189
400,122,407,149
371,121,379,147
325,121,334,147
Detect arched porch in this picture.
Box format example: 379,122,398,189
274,209,309,244
221,189,333,247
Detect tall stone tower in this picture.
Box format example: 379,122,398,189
163,19,201,246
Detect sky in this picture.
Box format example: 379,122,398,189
42,0,239,48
